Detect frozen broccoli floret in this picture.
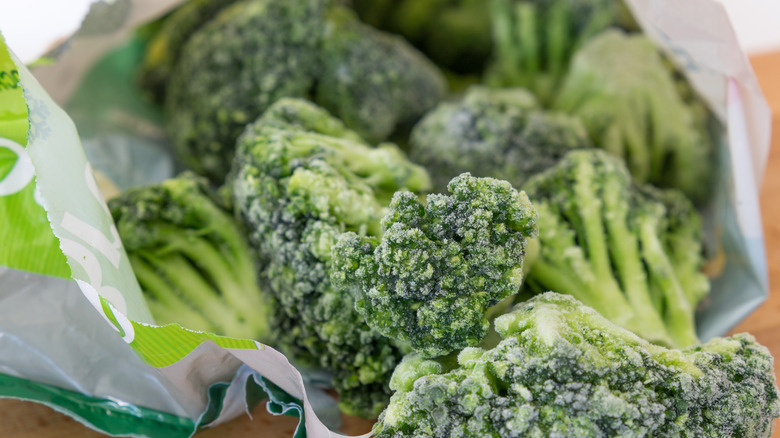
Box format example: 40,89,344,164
165,0,325,181
316,7,447,144
409,86,591,192
254,97,365,143
522,149,707,348
109,172,273,341
333,173,538,358
487,0,622,105
229,100,431,417
374,292,780,438
554,30,714,203
136,0,242,102
164,0,445,182
351,0,493,75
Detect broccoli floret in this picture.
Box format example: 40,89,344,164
229,99,431,417
374,292,780,438
109,172,273,341
522,149,707,348
136,0,242,102
316,7,447,144
165,0,324,181
486,0,622,105
408,86,591,192
332,173,538,358
351,0,493,75
554,30,714,203
164,0,445,182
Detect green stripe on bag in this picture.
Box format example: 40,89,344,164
0,373,195,438
0,33,71,279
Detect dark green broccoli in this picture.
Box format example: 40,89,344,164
316,7,446,144
229,99,431,417
332,173,538,358
164,0,325,181
350,0,493,75
554,30,715,203
164,0,445,182
522,149,707,348
373,292,780,438
136,0,242,102
486,0,623,105
408,86,591,192
109,172,273,341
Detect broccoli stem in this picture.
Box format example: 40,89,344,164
516,3,538,78
491,0,522,83
546,0,570,79
602,182,673,346
138,250,255,339
638,216,699,347
568,164,631,317
129,254,219,333
156,227,272,341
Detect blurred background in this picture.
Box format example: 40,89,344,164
0,0,779,63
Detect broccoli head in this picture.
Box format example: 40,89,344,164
165,0,324,181
109,172,273,341
409,86,591,192
229,99,431,417
374,292,780,438
486,0,623,105
333,173,538,358
554,30,714,203
136,0,242,102
316,6,447,144
522,149,707,348
164,0,445,182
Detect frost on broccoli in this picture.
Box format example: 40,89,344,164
316,7,447,144
522,149,707,348
164,0,325,181
554,30,715,203
486,0,623,105
332,173,538,358
229,99,431,417
109,172,273,341
374,292,780,438
164,0,445,182
409,86,591,192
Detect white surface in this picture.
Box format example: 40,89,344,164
0,0,779,64
0,0,93,63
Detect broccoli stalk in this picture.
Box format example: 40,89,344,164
522,149,706,348
486,0,620,105
374,292,780,438
230,98,431,417
109,172,273,341
332,173,539,358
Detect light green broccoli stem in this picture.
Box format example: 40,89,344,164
567,166,639,332
637,215,699,348
129,255,217,332
131,252,250,337
601,182,672,346
545,0,570,78
131,226,271,341
157,226,273,340
526,205,633,330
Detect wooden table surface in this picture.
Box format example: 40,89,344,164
1,51,779,438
